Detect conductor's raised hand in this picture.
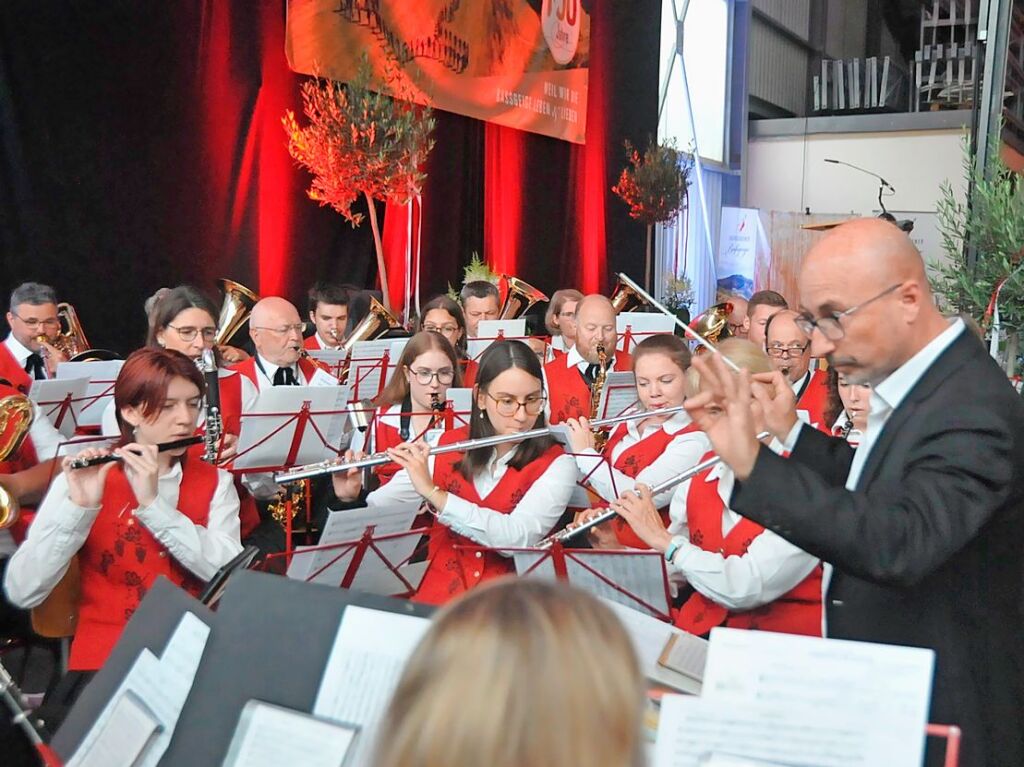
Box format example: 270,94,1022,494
751,369,799,440
63,449,117,508
331,449,365,502
683,354,762,480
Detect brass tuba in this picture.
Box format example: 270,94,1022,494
609,274,653,314
689,302,734,350
0,394,33,530
340,296,404,354
498,276,548,320
36,302,92,360
215,278,260,346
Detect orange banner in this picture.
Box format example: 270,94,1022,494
285,0,591,144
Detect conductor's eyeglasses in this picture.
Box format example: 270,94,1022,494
794,283,902,341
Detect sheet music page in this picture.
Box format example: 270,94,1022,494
234,386,348,471
513,551,559,579
702,627,934,767
222,700,359,767
653,694,874,767
307,349,349,380
314,606,432,767
68,611,211,767
56,360,124,426
349,533,424,596
73,691,162,767
600,599,705,694
444,387,473,426
477,319,527,339
616,312,675,348
598,372,639,419
287,504,419,586
564,551,670,618
348,340,407,400
29,377,90,438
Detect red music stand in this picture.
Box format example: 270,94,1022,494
456,540,674,621
925,724,961,767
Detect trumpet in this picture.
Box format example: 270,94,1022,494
539,431,771,547
274,405,688,484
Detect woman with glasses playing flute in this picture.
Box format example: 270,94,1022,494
563,334,709,549
350,331,463,488
607,339,822,638
331,340,577,604
5,348,243,672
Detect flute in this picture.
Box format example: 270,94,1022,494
539,430,771,547
274,405,689,484
68,435,204,470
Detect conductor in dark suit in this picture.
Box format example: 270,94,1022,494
684,219,1024,767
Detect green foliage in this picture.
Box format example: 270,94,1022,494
611,138,694,225
662,274,694,312
932,135,1024,330
461,252,499,286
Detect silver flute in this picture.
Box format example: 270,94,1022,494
273,405,688,484
539,430,771,547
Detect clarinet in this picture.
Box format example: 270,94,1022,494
199,349,223,463
0,660,62,767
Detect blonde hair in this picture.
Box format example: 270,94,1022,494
688,337,772,392
545,288,584,334
373,580,647,767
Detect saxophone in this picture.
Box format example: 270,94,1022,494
590,344,609,450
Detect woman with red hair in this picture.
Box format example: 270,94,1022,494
5,348,243,672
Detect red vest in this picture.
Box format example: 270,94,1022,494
0,381,41,542
302,335,320,351
217,370,244,437
231,355,328,387
673,454,822,638
371,406,405,486
544,350,632,425
415,427,565,605
71,457,218,670
600,421,700,548
0,342,33,394
796,369,831,433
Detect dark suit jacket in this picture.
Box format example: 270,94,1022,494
732,329,1024,767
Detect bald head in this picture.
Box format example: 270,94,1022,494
798,218,947,385
250,297,304,367
575,294,618,364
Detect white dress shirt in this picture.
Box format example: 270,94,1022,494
349,402,443,455
367,448,577,550
572,410,709,507
4,334,48,379
4,462,242,608
665,445,820,611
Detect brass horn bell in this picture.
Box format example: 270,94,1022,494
0,393,33,530
689,302,734,349
341,296,404,354
609,274,653,314
498,276,548,320
215,278,260,346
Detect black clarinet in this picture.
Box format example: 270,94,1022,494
199,349,223,463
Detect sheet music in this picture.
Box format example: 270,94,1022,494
234,386,349,471
444,387,473,425
222,701,359,767
314,606,432,767
513,550,559,579
653,695,872,767
702,628,934,767
307,349,349,381
597,372,639,419
29,377,90,437
285,504,419,586
56,360,124,427
477,319,526,339
73,691,162,767
348,339,408,400
68,611,211,767
616,312,675,353
600,599,705,694
564,551,670,618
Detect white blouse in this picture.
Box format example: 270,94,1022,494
4,463,243,608
572,410,709,507
367,447,578,550
665,455,820,611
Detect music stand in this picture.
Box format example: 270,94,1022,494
460,541,673,621
55,360,123,430
616,312,674,353
29,377,90,438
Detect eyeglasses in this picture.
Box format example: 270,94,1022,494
167,324,218,342
485,392,547,417
11,314,59,330
766,342,810,359
794,283,902,341
423,323,459,335
252,323,306,335
409,367,455,385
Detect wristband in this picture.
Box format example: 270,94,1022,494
424,484,443,506
664,537,684,563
